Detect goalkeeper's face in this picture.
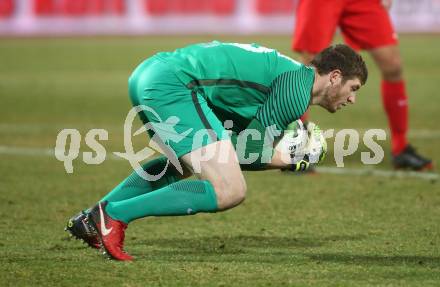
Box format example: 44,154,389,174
325,75,361,113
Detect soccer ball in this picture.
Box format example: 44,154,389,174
277,120,327,170
277,120,308,162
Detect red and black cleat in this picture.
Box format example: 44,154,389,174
87,201,133,261
392,145,433,171
65,211,101,249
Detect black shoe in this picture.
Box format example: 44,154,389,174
65,211,101,249
392,145,433,171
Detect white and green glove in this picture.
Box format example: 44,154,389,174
281,120,327,172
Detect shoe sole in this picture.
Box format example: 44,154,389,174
64,219,101,249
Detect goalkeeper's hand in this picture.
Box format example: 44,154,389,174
290,122,327,172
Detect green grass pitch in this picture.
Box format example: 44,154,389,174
0,35,439,286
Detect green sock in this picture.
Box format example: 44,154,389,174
105,180,218,223
100,156,181,203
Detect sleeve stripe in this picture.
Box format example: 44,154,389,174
256,66,314,131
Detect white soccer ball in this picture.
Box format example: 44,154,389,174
277,120,327,167
277,120,309,163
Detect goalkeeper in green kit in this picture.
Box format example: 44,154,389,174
65,41,368,261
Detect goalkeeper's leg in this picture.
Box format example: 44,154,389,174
100,155,192,203
105,139,247,223
87,140,247,260
65,156,191,248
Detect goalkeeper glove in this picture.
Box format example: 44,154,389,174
290,121,327,172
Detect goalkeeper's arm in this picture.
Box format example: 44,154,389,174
232,118,326,171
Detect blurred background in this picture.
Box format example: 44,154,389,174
1,0,440,35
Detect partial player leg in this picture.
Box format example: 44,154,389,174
292,0,339,152
104,139,245,222
65,156,192,248
100,155,192,203
370,45,408,155
88,140,246,260
180,139,247,210
369,45,432,170
292,0,338,123
337,0,431,170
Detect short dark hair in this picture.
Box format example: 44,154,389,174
310,44,368,85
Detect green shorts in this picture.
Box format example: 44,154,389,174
128,56,228,158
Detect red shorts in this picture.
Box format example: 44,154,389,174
292,0,398,53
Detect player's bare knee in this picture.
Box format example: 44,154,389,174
223,182,247,210
378,56,403,81
382,64,403,81
211,176,247,210
231,176,247,205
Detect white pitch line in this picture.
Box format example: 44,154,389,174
0,146,124,161
316,166,439,181
0,146,55,157
0,145,438,181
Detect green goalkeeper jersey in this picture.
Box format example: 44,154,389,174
155,41,315,133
